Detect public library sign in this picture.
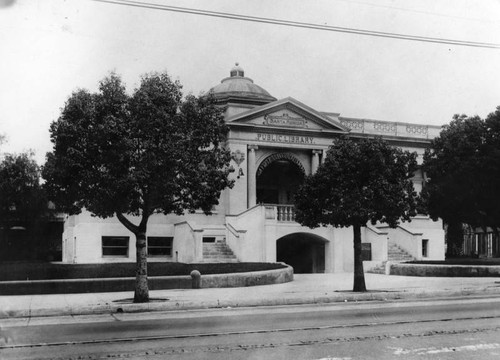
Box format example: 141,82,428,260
256,133,314,144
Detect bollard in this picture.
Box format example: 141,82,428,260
190,270,201,289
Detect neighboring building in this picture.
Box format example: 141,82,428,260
0,203,64,262
62,64,445,272
463,227,500,258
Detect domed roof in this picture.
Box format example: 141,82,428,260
210,63,276,105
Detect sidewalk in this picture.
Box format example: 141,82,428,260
1,273,500,319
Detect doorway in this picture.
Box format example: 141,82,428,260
276,233,326,273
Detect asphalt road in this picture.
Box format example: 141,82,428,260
1,296,500,359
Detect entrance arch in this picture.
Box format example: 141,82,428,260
256,153,305,204
276,233,327,273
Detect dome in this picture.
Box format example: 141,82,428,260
209,63,276,105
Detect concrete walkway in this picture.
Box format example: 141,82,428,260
1,273,500,319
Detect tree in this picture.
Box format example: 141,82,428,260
0,152,46,225
43,72,234,302
422,106,500,255
0,152,48,259
295,137,418,292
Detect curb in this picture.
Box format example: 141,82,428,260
3,285,500,319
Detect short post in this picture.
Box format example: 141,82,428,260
190,270,201,289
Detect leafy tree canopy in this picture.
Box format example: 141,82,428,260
422,106,500,231
43,72,233,220
295,137,418,291
43,72,234,302
0,151,47,227
295,137,418,229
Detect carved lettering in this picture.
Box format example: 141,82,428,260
256,133,314,144
263,113,308,128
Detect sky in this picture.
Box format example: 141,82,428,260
1,0,499,164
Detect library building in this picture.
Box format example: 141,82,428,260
62,64,445,273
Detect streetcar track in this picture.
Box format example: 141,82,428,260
2,314,500,350
13,325,500,360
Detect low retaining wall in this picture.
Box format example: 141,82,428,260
389,263,500,277
0,265,293,295
200,266,293,288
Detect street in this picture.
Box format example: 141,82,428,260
1,296,500,359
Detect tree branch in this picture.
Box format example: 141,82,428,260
139,212,150,232
116,212,139,234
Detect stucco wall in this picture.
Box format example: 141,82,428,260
63,211,202,264
376,217,444,261
226,206,266,262
226,141,248,215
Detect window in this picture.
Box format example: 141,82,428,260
203,237,216,243
422,239,429,258
147,237,173,257
361,243,372,261
102,236,129,257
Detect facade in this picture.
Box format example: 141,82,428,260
463,228,500,258
62,64,445,272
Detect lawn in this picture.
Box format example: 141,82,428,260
0,261,286,281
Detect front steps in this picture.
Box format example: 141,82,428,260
202,240,238,263
388,243,414,262
367,243,414,274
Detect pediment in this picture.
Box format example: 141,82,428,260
226,97,348,133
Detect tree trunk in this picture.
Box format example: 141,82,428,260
115,212,151,303
134,231,149,303
446,220,464,258
352,224,367,292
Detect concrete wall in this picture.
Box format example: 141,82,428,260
0,265,293,295
226,140,248,215
377,216,444,261
226,205,392,274
200,265,293,288
338,226,388,273
407,216,445,260
389,263,500,277
225,206,266,262
63,211,221,264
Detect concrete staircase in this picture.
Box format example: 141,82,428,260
202,240,238,263
388,243,414,262
367,243,414,274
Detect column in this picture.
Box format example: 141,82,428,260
247,145,258,208
311,149,321,174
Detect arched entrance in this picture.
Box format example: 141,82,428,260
277,233,326,273
256,153,305,204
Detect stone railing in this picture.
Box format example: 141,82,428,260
264,204,296,222
339,118,442,140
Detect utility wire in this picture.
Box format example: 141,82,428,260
92,0,500,49
333,0,500,24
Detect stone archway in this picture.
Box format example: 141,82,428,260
256,153,305,205
257,153,306,177
276,233,327,273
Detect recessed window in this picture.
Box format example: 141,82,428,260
361,243,372,261
422,239,429,257
147,236,173,257
102,236,129,257
203,237,216,243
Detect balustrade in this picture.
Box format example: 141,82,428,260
277,205,295,222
